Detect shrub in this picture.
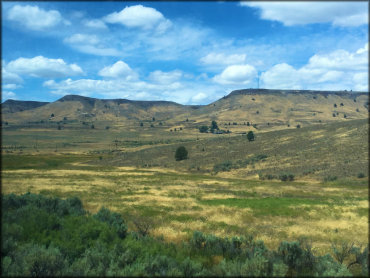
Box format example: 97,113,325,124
279,173,294,182
296,124,301,128
213,161,233,172
175,146,188,161
199,126,208,133
324,176,337,182
357,173,365,178
93,207,127,239
247,131,255,141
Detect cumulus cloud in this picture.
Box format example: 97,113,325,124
213,64,257,85
2,91,17,100
98,61,138,80
63,34,120,56
260,63,301,89
191,92,208,102
305,49,368,71
356,42,368,55
104,5,171,32
6,56,84,78
42,69,221,104
241,2,368,27
260,43,369,91
148,70,182,84
82,19,108,29
2,68,23,84
200,53,247,66
7,5,65,30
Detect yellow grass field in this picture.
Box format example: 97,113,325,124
2,159,367,256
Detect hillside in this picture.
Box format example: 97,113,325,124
2,89,368,128
102,118,368,179
1,99,49,114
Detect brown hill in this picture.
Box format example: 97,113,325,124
2,90,368,130
1,99,49,114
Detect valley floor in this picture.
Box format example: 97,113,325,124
2,154,368,255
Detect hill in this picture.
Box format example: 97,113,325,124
103,118,368,179
1,99,49,114
1,89,368,133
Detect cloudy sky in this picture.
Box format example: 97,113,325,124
2,1,368,104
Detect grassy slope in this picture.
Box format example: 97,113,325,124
103,118,368,179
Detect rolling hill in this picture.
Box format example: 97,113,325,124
1,89,368,133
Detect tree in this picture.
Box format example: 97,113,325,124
175,146,188,161
140,122,143,127
211,121,219,130
247,131,255,141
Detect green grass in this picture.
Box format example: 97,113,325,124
199,197,330,217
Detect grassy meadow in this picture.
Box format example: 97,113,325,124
2,116,368,257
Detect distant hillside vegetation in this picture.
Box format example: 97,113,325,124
2,89,368,128
1,99,49,113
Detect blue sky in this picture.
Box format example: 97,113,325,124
1,1,368,104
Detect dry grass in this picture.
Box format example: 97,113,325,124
2,162,367,254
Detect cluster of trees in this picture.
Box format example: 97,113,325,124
199,121,220,133
259,173,295,181
2,193,368,276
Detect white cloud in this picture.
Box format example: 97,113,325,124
6,56,84,78
2,84,21,90
64,33,121,57
104,5,171,31
7,5,64,30
213,64,257,85
356,42,368,55
83,19,108,29
306,49,367,71
191,92,207,102
260,43,369,91
148,70,182,84
260,63,301,89
43,71,221,105
200,53,246,66
98,61,138,80
64,34,100,45
2,68,23,84
352,72,368,91
242,2,368,27
2,91,16,100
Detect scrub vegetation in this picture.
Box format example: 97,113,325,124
1,91,368,276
